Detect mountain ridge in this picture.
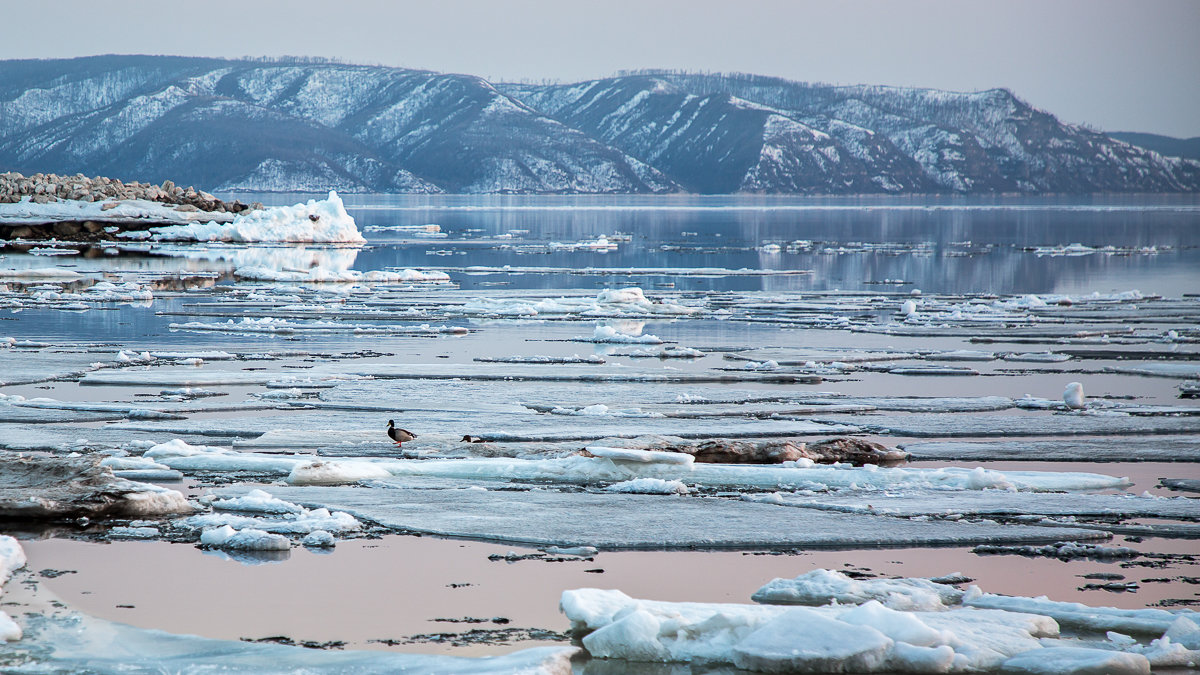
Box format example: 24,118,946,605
1,55,1196,194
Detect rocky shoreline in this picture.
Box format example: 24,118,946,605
0,172,262,241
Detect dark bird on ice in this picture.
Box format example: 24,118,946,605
461,435,485,443
387,420,416,447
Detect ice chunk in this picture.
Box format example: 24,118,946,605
586,447,695,465
109,526,160,539
210,489,303,515
999,647,1149,674
1164,616,1200,650
235,266,450,283
1064,382,1086,409
199,525,290,551
839,600,947,647
732,607,894,673
182,508,360,536
581,608,670,661
964,592,1194,634
143,191,365,243
0,535,25,586
143,438,231,459
605,478,689,494
587,325,663,344
302,530,336,548
286,460,393,485
752,569,961,611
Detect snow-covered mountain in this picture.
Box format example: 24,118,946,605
1,56,1196,194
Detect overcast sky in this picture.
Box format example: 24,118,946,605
5,0,1198,136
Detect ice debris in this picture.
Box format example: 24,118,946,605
138,191,365,243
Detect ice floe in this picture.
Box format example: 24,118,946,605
235,266,450,283
562,574,1196,673
217,485,1109,549
135,191,365,243
463,287,698,318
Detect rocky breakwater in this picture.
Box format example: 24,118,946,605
0,172,262,241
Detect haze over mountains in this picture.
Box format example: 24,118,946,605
2,55,1197,194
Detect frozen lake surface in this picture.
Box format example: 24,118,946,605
1,194,1199,673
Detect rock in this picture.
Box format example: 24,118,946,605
8,226,33,238
52,222,81,236
82,221,104,233
658,437,907,465
684,439,810,464
0,455,194,520
174,203,200,212
806,437,910,466
100,201,119,211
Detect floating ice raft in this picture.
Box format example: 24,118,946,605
564,571,1200,673
216,484,1110,550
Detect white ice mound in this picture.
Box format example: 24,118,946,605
287,460,392,485
199,525,290,551
560,585,1064,672
586,446,695,466
1064,381,1086,409
0,535,26,642
0,535,26,587
752,569,963,611
210,489,303,515
605,478,690,494
144,191,365,243
1000,647,1150,674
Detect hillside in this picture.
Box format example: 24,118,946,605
1,56,1196,194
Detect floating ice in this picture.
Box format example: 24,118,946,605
961,588,1198,635
550,404,664,418
287,459,393,485
302,530,336,547
235,266,450,283
463,287,697,318
1063,382,1086,409
210,489,304,515
612,345,705,358
585,325,663,344
563,584,1062,672
751,569,962,611
139,191,365,243
183,507,361,536
0,268,84,281
584,447,695,465
1000,647,1150,674
605,478,689,494
199,525,290,551
143,438,232,459
475,354,606,364
0,534,25,642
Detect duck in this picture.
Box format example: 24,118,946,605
387,420,416,447
461,435,485,443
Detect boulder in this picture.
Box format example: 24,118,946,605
658,437,908,465
806,437,910,466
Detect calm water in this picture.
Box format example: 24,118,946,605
222,193,1200,296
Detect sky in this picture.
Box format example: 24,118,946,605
4,0,1198,136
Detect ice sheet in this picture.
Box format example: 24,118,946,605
216,485,1110,549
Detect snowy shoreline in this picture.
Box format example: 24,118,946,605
0,191,364,244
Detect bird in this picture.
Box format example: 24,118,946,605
461,435,485,443
386,420,416,447
1063,382,1086,409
